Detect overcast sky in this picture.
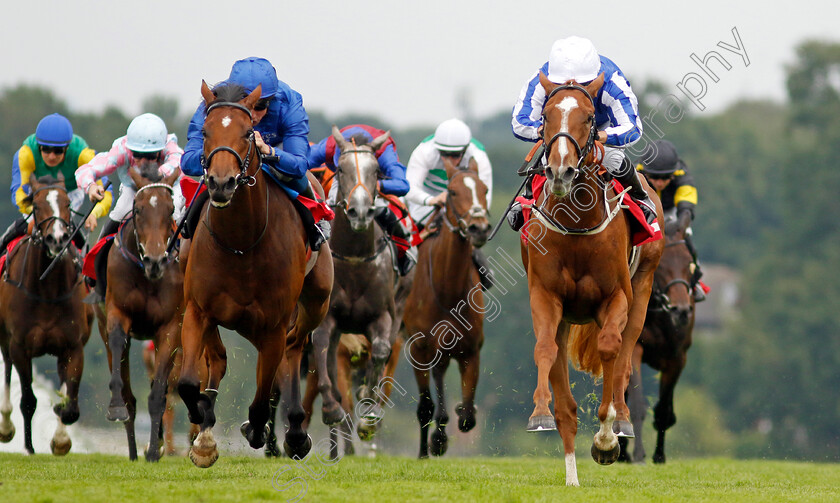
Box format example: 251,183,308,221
1,1,836,129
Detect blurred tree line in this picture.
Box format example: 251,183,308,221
0,40,837,461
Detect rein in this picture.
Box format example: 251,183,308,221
442,169,488,240
541,83,598,173
117,183,179,271
3,237,82,303
202,176,270,255
532,182,629,236
28,184,74,246
649,239,693,313
331,236,389,263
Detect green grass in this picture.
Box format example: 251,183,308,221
1,452,838,502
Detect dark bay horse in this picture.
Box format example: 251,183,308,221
403,160,490,458
619,210,696,464
178,82,332,467
521,73,664,485
0,174,93,455
96,166,184,461
310,126,412,425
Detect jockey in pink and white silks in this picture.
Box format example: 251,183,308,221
510,36,657,226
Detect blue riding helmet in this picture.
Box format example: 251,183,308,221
228,57,279,99
35,113,74,147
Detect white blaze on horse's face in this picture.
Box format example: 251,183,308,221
462,177,487,218
554,96,579,169
149,195,158,208
221,116,232,128
46,189,65,241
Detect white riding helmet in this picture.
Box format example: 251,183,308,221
547,36,601,84
433,118,471,152
126,113,168,152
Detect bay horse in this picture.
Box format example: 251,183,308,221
96,165,184,461
619,210,696,463
521,73,664,485
0,173,93,455
403,159,490,458
178,82,332,467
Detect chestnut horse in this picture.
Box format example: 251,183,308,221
403,160,490,458
96,166,184,461
521,73,663,485
619,210,696,464
178,82,332,467
0,174,93,455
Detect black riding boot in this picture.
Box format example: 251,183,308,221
614,158,657,225
98,218,120,240
0,217,28,253
84,218,121,304
507,175,534,232
298,183,330,251
181,190,210,240
472,248,495,291
374,206,409,239
685,232,706,302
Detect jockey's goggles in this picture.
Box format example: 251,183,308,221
439,149,466,158
132,150,161,160
254,98,272,111
39,145,66,155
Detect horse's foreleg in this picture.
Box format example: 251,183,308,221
653,355,686,464
591,292,629,466
50,345,84,456
276,347,311,459
628,342,647,463
312,317,343,425
455,351,479,433
0,343,16,443
244,330,288,453
10,347,36,454
528,284,562,432
413,366,433,459
146,322,178,462
549,322,579,486
177,303,212,426
429,358,450,457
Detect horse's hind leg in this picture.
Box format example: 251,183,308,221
0,343,15,442
242,330,289,454
429,358,450,457
413,366,433,459
278,345,312,459
105,322,131,422
51,345,85,456
264,381,282,458
312,318,343,425
146,323,178,462
455,351,479,433
628,343,647,463
653,356,686,464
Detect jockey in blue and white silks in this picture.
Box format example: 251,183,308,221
510,36,656,225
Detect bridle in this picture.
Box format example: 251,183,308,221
649,239,693,313
28,184,74,246
442,169,488,240
541,83,598,176
200,101,261,188
119,182,177,270
334,139,377,210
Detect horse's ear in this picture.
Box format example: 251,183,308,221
128,165,145,189
467,156,479,174
243,85,262,109
369,130,391,153
164,167,180,187
585,72,605,98
201,80,215,105
539,72,558,96
331,125,349,152
28,173,40,192
56,172,65,184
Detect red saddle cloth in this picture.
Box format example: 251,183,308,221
0,236,27,275
379,194,422,252
516,174,662,247
82,234,116,280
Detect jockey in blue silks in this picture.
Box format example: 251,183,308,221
309,124,416,274
509,36,657,227
181,57,330,250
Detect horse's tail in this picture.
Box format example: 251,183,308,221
568,322,603,377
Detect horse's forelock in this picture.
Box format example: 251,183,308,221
210,83,248,105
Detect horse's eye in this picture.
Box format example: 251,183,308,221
201,127,207,137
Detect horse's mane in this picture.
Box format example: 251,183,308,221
34,174,62,186
210,83,248,105
133,163,162,183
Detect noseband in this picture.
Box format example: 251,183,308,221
542,83,598,173
29,184,73,245
443,169,487,239
335,139,377,209
200,101,261,187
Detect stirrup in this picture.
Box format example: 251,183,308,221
311,220,331,251
636,199,657,225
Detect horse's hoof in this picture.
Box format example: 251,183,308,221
144,442,164,462
264,440,282,458
240,421,270,449
653,453,666,464
284,433,313,460
50,438,72,456
321,404,345,426
430,428,448,457
591,441,621,465
455,403,477,432
526,415,556,432
107,406,130,422
189,445,219,468
613,420,635,438
0,425,15,443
